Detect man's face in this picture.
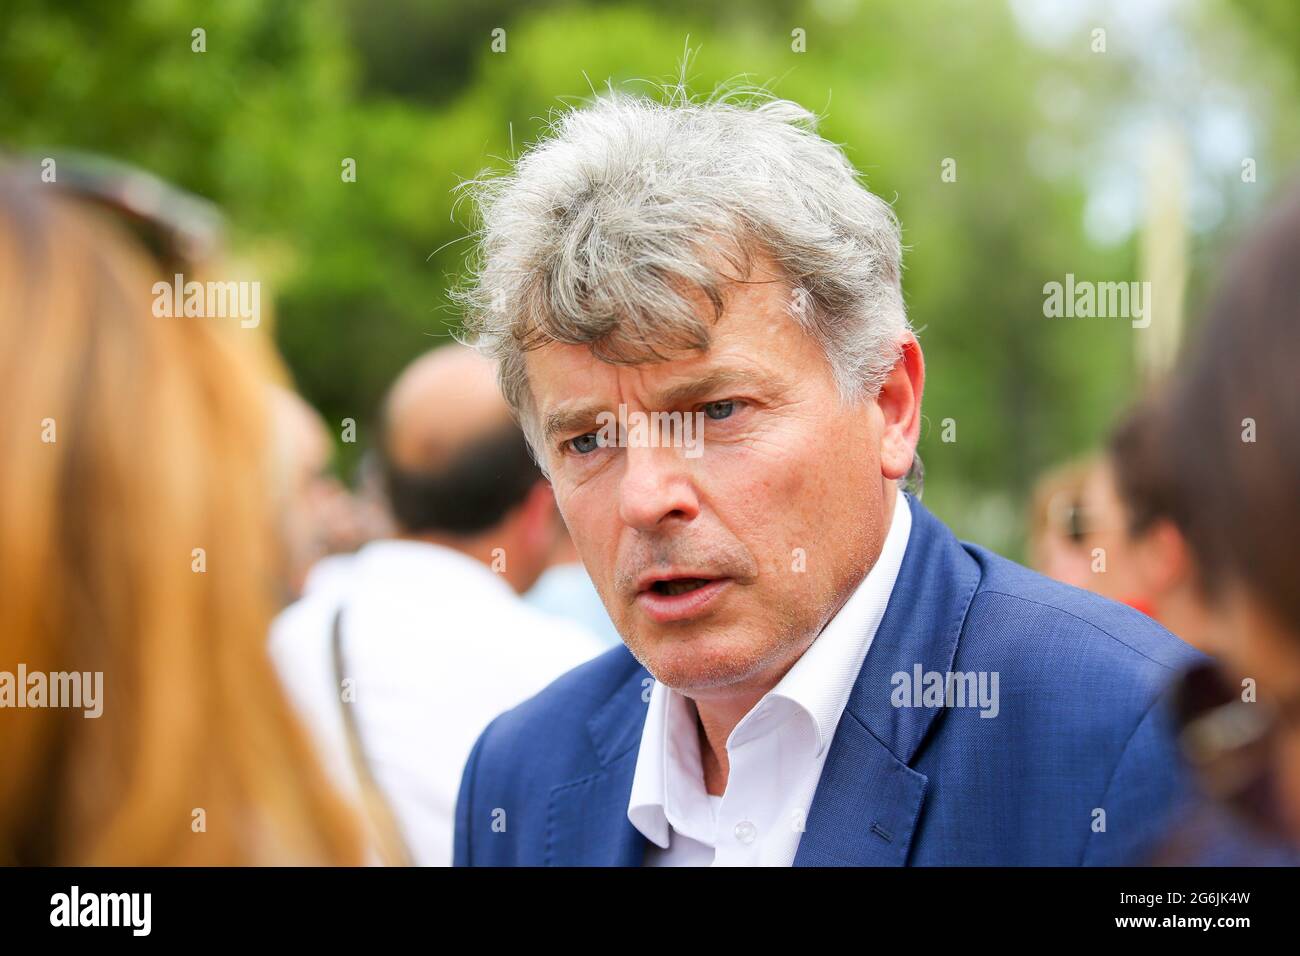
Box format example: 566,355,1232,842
525,254,907,702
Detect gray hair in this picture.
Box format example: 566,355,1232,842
452,85,910,456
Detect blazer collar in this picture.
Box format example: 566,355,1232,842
546,661,651,865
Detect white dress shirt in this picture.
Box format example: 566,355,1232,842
627,487,913,866
270,539,606,866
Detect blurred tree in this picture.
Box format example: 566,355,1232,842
2,0,1295,555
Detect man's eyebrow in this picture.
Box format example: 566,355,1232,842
541,366,784,443
653,367,777,408
543,402,608,443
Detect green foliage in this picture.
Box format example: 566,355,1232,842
3,0,1296,554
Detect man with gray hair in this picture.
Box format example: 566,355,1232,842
452,88,1202,866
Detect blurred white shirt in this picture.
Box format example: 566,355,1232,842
628,487,912,866
526,561,624,647
271,538,607,866
299,550,357,600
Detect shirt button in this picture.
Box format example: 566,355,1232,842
734,821,757,845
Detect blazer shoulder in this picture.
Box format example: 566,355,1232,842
961,542,1206,677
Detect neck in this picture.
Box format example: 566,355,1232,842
689,482,900,795
690,659,802,796
693,698,747,796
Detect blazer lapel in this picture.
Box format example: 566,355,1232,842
795,494,981,866
545,660,651,866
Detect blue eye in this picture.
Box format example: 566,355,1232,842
567,432,601,455
702,400,736,420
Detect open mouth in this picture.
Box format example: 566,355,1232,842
637,572,738,624
648,577,714,597
635,575,731,623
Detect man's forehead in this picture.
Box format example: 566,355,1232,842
531,340,726,398
529,279,793,387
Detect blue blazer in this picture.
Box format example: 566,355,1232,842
454,495,1205,866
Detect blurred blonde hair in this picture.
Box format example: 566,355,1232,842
0,176,362,864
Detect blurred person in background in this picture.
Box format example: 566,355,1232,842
1149,187,1300,862
271,343,606,866
526,528,623,647
348,447,398,543
1091,400,1215,654
1027,457,1098,591
269,386,387,602
295,448,399,602
0,169,361,865
1026,426,1214,654
270,386,352,601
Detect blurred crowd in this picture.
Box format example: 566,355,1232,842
1,155,1297,865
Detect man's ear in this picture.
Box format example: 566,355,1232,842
878,333,925,481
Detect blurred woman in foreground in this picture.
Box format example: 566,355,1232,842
0,171,361,864
1153,186,1300,859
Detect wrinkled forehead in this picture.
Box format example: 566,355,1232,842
522,275,828,443
505,234,786,394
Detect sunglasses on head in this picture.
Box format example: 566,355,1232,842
18,152,224,274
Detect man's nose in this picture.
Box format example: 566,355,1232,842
617,443,701,530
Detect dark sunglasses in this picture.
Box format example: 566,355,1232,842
1171,658,1300,842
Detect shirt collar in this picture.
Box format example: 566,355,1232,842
627,686,717,849
627,487,913,848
